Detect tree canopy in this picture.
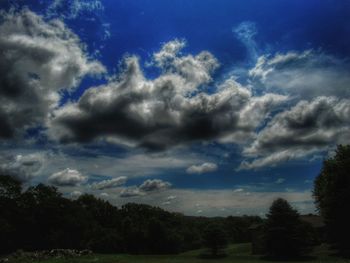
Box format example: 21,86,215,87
314,145,350,257
0,174,261,255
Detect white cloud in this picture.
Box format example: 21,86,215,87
48,168,87,186
139,179,171,192
119,186,143,198
91,176,127,190
249,50,350,98
0,153,45,182
119,179,171,198
166,195,177,201
275,178,286,184
240,96,350,169
186,162,218,174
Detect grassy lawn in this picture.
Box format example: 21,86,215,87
7,243,350,263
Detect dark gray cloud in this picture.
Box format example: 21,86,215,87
0,9,105,138
49,40,286,150
48,168,87,186
240,96,350,169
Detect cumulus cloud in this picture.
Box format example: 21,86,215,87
0,9,105,138
139,179,171,192
186,162,218,174
120,179,171,198
0,153,44,182
249,50,350,98
240,96,350,169
91,176,127,190
48,168,87,186
49,39,286,150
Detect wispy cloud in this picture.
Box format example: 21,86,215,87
233,21,259,62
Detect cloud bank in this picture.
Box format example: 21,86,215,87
49,39,286,150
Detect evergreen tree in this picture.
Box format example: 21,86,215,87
202,223,228,258
264,198,313,259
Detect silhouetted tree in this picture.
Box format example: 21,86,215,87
202,223,228,257
264,198,313,259
0,175,22,254
314,145,350,257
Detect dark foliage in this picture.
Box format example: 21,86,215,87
263,198,314,259
202,223,228,258
313,145,350,257
0,175,261,255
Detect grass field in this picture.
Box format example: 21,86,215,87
7,243,350,263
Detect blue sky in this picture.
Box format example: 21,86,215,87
0,0,349,216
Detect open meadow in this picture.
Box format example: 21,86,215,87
7,244,350,263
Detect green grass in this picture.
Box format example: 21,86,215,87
6,243,350,263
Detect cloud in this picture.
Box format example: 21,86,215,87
0,153,45,182
139,179,171,192
49,40,286,150
47,0,104,19
186,162,218,174
120,179,171,198
91,176,127,190
119,186,143,198
233,21,258,61
70,190,82,198
275,178,286,184
249,50,350,98
166,195,177,201
0,9,105,138
240,96,350,169
48,168,87,186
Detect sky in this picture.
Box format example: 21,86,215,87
0,0,349,216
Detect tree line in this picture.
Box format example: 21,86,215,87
1,144,349,259
0,176,261,255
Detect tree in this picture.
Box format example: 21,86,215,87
264,198,313,259
0,175,22,199
313,145,350,257
202,223,228,258
0,175,22,254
